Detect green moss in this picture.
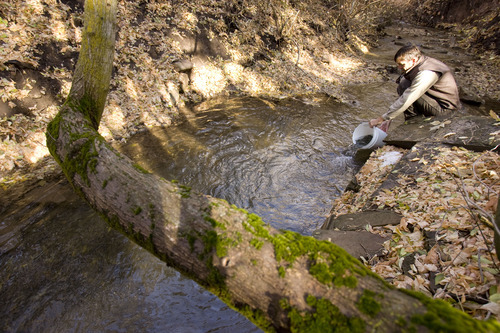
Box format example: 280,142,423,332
178,184,191,198
278,266,286,278
67,93,101,129
309,263,331,284
250,238,264,250
46,112,62,156
201,230,219,257
133,162,150,174
238,306,275,333
251,259,257,266
282,295,365,333
206,256,226,287
148,203,156,222
132,206,142,215
65,134,101,185
46,100,110,187
102,179,108,189
216,237,230,257
200,229,239,259
198,212,242,260
402,289,500,332
357,290,382,317
204,214,227,230
186,234,197,252
243,212,271,239
395,316,408,328
240,210,376,288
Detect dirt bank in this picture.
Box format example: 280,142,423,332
411,0,500,54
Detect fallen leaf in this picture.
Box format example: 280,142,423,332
490,293,500,303
489,110,500,121
430,123,445,131
435,272,446,285
480,302,500,315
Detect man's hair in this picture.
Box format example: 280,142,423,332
394,44,422,62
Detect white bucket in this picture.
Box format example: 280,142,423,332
352,122,388,149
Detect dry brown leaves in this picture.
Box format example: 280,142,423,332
332,144,500,320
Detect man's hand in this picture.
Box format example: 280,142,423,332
379,120,391,132
369,116,384,128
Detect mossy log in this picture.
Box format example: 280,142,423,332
45,1,500,332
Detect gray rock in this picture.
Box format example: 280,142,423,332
178,73,190,93
322,210,402,231
172,59,193,72
384,115,500,151
459,87,485,106
167,84,181,106
312,229,387,259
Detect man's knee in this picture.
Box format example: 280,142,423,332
414,95,443,116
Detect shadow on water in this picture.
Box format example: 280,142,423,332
118,96,378,234
0,177,260,332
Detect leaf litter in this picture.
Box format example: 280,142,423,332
331,144,500,320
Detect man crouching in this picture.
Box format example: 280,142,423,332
370,44,461,128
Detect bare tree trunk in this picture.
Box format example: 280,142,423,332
45,0,500,332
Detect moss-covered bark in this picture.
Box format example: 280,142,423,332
68,0,116,129
45,0,500,332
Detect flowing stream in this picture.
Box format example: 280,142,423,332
1,22,493,332
117,96,377,234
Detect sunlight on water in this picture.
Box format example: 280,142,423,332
119,95,380,234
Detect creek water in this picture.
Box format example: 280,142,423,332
1,22,492,332
118,96,379,233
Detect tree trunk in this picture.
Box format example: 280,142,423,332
45,1,500,332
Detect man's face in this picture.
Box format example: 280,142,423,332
396,57,416,72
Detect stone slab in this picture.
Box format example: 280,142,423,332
312,229,387,259
383,115,448,149
384,115,500,151
322,210,402,231
437,116,500,151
